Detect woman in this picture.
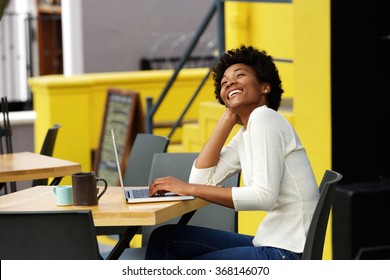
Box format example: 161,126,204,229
146,45,319,260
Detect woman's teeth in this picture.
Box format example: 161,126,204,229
229,89,241,99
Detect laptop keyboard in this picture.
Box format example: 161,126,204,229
129,188,149,198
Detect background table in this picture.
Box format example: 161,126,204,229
0,152,81,184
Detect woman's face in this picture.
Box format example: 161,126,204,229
220,63,268,112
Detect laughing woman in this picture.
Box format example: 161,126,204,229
146,45,319,260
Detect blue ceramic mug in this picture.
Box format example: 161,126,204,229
52,185,73,206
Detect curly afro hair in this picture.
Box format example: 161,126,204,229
212,45,284,111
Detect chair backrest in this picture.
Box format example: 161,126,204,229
122,133,170,186
1,97,16,193
0,96,13,155
147,152,199,183
32,124,61,186
0,210,101,260
302,169,343,260
354,245,390,260
39,124,61,156
142,152,240,247
187,171,240,233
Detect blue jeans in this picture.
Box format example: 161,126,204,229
145,224,302,260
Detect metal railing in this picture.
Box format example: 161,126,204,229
145,0,291,138
145,0,224,136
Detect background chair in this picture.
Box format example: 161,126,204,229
354,245,390,260
1,96,16,193
122,133,170,186
109,152,241,259
32,124,61,186
302,169,343,260
0,210,101,260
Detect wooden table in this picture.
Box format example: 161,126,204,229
0,186,209,259
0,152,81,185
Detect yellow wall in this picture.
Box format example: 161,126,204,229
293,0,332,259
293,0,332,181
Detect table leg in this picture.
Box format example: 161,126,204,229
178,210,196,225
50,177,63,185
10,182,17,192
105,226,141,260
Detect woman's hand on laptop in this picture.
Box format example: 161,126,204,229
149,176,193,197
149,176,234,208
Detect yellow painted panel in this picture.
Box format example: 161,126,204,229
225,2,251,49
238,211,267,236
182,124,203,152
250,3,293,59
225,2,293,60
167,144,185,153
224,2,294,100
51,92,92,168
32,88,53,152
294,0,332,259
293,0,331,180
276,61,293,100
97,234,142,248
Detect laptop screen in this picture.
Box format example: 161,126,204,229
111,129,126,199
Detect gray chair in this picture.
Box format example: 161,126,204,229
302,169,343,260
354,245,390,260
1,96,16,193
114,152,241,259
0,210,101,260
32,124,61,186
122,133,170,186
146,152,240,231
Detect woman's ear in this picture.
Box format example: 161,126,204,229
262,83,271,94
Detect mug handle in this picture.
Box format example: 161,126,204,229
96,177,108,200
52,187,57,197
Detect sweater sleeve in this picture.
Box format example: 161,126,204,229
189,130,242,186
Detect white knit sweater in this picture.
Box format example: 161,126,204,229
189,106,319,253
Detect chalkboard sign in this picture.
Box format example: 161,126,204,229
94,88,145,186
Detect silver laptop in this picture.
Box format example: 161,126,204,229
111,129,195,204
